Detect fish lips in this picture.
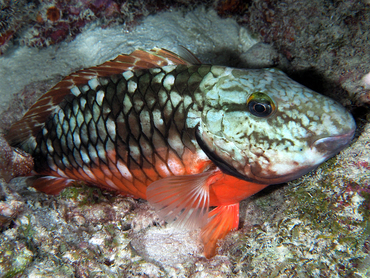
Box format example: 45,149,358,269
311,128,356,158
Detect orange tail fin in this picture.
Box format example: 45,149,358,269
201,203,239,258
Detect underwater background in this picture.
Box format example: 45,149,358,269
0,0,370,277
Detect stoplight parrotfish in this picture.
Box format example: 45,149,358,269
3,47,356,258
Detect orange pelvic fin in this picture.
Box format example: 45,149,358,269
201,203,240,258
30,176,74,195
146,171,213,230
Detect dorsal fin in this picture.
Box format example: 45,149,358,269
5,48,197,148
177,45,202,65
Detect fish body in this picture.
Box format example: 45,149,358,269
5,48,356,258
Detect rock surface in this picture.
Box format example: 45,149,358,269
0,1,369,277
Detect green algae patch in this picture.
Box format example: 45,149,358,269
289,177,346,233
58,183,107,206
17,215,36,251
0,241,33,278
283,161,368,275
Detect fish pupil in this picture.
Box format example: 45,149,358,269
254,103,266,113
248,100,272,117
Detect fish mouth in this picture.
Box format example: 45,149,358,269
311,128,356,159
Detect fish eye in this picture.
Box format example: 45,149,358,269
247,92,275,117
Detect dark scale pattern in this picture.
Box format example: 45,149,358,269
32,65,212,190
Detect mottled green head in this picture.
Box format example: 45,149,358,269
197,67,356,184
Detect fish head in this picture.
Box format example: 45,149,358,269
197,67,356,184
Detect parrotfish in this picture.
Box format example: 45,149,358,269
4,48,356,258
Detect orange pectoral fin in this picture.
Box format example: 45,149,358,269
201,203,240,258
146,171,214,230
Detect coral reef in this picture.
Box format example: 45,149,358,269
0,135,33,182
0,0,35,54
0,0,369,277
0,0,213,53
215,0,251,17
240,0,370,106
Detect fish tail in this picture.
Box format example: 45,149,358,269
201,203,239,258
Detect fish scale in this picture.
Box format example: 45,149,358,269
32,64,213,198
